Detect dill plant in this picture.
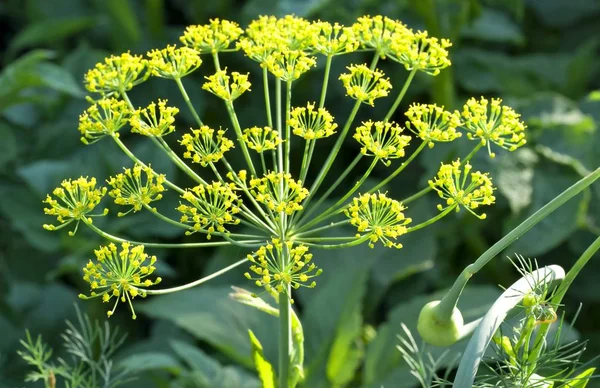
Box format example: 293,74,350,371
42,15,529,387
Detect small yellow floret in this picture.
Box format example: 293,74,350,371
248,172,309,216
180,125,234,166
390,30,452,76
339,64,392,106
242,126,282,153
288,102,338,140
84,52,148,96
147,45,202,79
350,15,412,59
180,19,244,54
405,103,462,148
78,98,130,144
353,120,411,165
107,164,166,216
130,99,179,137
310,21,359,56
203,68,251,101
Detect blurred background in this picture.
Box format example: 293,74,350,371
0,0,599,387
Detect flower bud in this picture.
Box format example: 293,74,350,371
417,300,464,347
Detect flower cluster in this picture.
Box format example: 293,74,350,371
80,242,161,319
245,239,321,301
262,49,316,82
428,160,496,219
351,15,411,59
147,45,202,79
339,64,392,106
130,100,179,137
461,97,527,158
238,15,313,62
84,52,148,96
180,126,234,166
43,177,108,234
242,126,282,152
405,103,462,148
107,165,166,216
180,19,244,54
390,31,452,75
345,192,411,248
203,69,251,101
310,21,359,56
177,182,241,238
248,172,309,215
353,120,411,165
78,98,130,144
288,103,338,140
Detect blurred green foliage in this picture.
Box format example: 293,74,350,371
0,0,599,387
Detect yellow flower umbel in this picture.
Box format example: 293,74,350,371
180,126,234,166
461,97,527,158
242,126,282,152
405,103,462,148
351,15,412,59
310,21,359,56
84,52,148,96
107,164,166,216
353,120,411,165
43,177,108,235
288,103,338,140
180,19,244,54
339,64,392,106
147,45,202,79
428,160,496,219
177,182,241,238
80,242,161,319
390,30,452,76
78,98,130,144
345,192,411,248
248,172,309,216
262,50,317,82
244,239,322,302
203,69,251,102
130,99,179,137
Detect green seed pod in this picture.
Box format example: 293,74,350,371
417,300,464,347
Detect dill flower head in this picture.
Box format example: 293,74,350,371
180,126,234,166
248,172,309,215
147,45,202,79
345,192,411,248
84,52,148,96
350,15,412,59
244,239,322,301
428,160,496,219
237,15,313,62
180,19,244,54
177,182,241,238
288,102,338,140
43,177,108,235
203,68,251,102
80,242,161,319
310,21,359,56
339,64,392,106
405,103,462,148
353,120,412,165
242,126,282,152
78,98,130,144
461,97,527,158
129,99,179,137
390,30,452,76
262,50,317,82
107,164,166,216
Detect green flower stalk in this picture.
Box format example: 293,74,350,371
42,15,529,388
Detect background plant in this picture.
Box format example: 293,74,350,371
0,0,599,387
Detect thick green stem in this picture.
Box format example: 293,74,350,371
84,220,258,248
402,186,431,205
279,249,292,388
383,69,417,122
225,101,257,177
263,68,273,128
138,258,249,295
319,55,333,109
407,206,455,233
175,78,203,127
434,167,600,323
285,80,292,174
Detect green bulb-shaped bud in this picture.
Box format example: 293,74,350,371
417,300,464,347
